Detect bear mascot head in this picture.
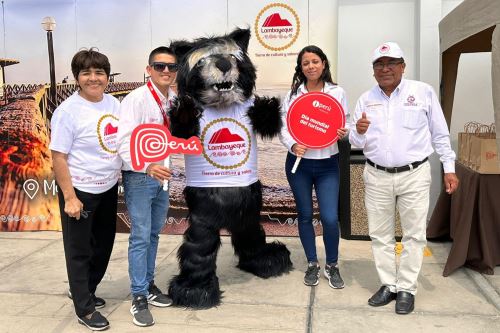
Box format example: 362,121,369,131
167,28,293,309
175,28,255,108
169,28,282,139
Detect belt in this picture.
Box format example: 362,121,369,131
366,157,428,173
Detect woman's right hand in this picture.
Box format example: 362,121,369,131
292,143,307,157
65,196,84,220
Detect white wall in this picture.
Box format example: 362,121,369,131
338,0,417,111
1,0,337,88
450,53,494,149
442,0,495,152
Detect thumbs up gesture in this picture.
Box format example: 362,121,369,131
356,112,371,135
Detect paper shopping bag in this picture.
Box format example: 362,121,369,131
469,124,500,174
478,137,500,174
458,122,481,167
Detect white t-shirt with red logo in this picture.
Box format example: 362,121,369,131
49,92,121,194
185,99,258,187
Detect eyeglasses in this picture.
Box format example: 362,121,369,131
373,60,403,70
150,62,179,73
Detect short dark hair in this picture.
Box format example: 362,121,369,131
148,46,175,65
71,48,111,80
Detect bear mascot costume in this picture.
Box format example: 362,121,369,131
168,28,293,308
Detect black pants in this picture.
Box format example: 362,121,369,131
58,183,118,317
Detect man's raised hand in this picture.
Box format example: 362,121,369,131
356,112,371,135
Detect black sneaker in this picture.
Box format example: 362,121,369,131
148,282,173,307
130,295,154,327
78,311,109,331
68,290,106,309
324,264,345,289
92,294,106,309
304,263,320,286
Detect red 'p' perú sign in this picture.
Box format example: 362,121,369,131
130,124,202,171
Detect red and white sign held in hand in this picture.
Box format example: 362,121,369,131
131,124,202,190
287,92,346,173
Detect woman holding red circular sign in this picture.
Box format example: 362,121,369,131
280,45,349,289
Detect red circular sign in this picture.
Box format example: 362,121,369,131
287,92,345,149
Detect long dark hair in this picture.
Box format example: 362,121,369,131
290,45,335,96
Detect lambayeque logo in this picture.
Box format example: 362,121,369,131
379,44,390,54
404,95,418,107
255,3,300,51
207,128,246,152
97,114,119,154
201,118,251,170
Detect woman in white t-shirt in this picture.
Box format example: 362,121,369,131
280,45,349,290
50,49,121,331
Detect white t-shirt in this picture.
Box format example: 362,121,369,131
185,99,258,187
49,92,121,194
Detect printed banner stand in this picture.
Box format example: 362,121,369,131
130,124,202,190
286,92,346,173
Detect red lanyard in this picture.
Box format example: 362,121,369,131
147,80,170,128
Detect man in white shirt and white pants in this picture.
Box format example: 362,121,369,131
349,42,459,314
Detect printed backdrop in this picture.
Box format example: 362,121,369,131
0,0,338,234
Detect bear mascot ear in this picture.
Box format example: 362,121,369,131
170,40,193,60
228,28,251,52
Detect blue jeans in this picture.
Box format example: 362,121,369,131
123,171,169,297
285,153,340,264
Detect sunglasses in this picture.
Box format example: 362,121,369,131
150,62,179,73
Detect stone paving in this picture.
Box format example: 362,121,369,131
0,232,499,332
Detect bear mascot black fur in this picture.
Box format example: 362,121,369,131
168,28,293,308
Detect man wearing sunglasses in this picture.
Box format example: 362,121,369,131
349,42,459,315
117,46,177,327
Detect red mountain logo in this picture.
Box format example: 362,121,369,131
209,128,244,144
104,123,118,135
380,44,390,53
262,13,292,27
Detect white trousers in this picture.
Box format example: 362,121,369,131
363,161,431,295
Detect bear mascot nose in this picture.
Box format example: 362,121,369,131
215,56,232,74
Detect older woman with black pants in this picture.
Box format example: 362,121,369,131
50,48,120,331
